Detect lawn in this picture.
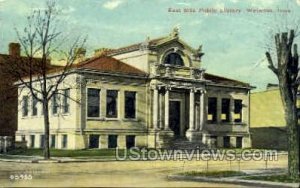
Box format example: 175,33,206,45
4,148,126,158
244,174,300,183
179,170,247,178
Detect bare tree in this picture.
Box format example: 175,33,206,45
265,29,299,180
5,0,85,159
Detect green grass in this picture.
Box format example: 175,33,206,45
244,174,300,183
4,148,126,158
179,170,247,178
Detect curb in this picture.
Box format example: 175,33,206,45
168,175,300,188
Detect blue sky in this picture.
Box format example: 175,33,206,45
0,0,300,91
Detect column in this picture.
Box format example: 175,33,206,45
159,92,163,129
199,90,205,130
189,89,195,131
153,87,159,129
164,87,170,130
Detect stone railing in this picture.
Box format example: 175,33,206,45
150,64,205,80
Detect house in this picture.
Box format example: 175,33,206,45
15,29,252,149
0,43,23,137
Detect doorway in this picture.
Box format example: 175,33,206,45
169,101,181,137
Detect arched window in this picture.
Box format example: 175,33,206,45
164,53,184,66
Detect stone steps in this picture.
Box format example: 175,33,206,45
168,137,209,150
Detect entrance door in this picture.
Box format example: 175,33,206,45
169,101,181,137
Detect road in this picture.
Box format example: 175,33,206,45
0,154,287,187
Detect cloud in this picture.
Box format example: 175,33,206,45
229,0,239,3
61,6,75,14
176,2,190,6
250,0,275,7
102,0,124,10
296,0,300,6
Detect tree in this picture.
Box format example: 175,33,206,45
5,0,85,159
265,30,299,180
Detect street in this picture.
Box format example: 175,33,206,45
0,154,287,187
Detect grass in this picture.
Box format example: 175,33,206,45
244,174,300,183
179,170,247,178
3,148,127,158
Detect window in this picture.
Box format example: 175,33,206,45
207,97,217,123
52,93,59,115
221,99,230,122
22,96,29,117
234,100,243,122
62,89,70,114
106,90,118,118
62,135,68,148
164,53,184,66
89,135,100,148
87,88,100,117
30,135,35,148
108,135,118,148
125,91,136,119
223,136,230,148
50,135,56,148
32,95,38,116
21,135,26,142
40,135,45,148
210,136,218,147
126,135,135,149
236,137,243,148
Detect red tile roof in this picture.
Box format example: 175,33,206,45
77,56,147,76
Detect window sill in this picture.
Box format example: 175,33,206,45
105,118,119,121
87,117,105,121
122,118,138,122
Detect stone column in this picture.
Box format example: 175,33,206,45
159,91,163,129
164,87,170,130
189,89,195,131
153,87,159,129
199,90,205,130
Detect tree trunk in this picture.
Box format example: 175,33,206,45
43,99,50,159
279,81,299,180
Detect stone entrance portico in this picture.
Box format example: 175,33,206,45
150,77,207,147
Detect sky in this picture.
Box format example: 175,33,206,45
0,0,300,91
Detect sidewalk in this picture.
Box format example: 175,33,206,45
168,169,300,188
